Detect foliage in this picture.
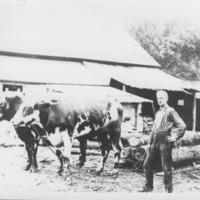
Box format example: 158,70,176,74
131,21,200,80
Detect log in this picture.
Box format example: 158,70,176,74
172,145,200,168
120,131,200,148
120,131,149,147
120,144,200,171
177,131,200,147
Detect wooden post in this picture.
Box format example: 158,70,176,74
192,92,197,132
151,102,156,119
0,83,2,92
122,84,126,92
137,103,143,133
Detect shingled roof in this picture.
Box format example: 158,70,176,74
85,62,197,92
0,3,159,67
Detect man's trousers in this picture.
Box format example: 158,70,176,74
143,132,173,192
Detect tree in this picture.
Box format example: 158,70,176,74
130,21,200,80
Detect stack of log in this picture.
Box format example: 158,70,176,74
142,116,154,135
121,115,154,135
119,145,147,170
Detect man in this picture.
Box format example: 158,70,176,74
140,90,186,193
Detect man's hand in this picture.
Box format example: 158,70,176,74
167,135,176,143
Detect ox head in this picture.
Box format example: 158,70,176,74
0,95,23,121
10,100,42,128
0,97,7,120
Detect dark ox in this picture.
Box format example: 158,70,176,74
0,95,41,172
0,94,123,175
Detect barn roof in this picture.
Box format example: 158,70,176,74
85,62,196,92
0,56,110,86
0,3,160,67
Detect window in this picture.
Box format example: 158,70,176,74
178,99,184,106
3,84,23,92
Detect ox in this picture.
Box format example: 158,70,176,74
0,94,123,176
0,95,42,172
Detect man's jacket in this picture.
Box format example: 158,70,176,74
149,105,186,146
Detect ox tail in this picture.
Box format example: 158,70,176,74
117,105,123,121
74,128,103,141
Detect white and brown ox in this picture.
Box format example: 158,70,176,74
0,94,123,176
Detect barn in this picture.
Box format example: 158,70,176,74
0,5,198,132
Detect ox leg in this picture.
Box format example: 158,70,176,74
96,132,110,175
60,131,72,174
29,124,46,171
15,127,37,171
24,140,38,172
24,143,32,171
77,138,87,167
16,127,39,172
110,143,121,176
29,142,39,172
56,149,64,175
33,142,39,169
109,127,122,177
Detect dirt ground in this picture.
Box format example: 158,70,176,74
1,144,200,199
